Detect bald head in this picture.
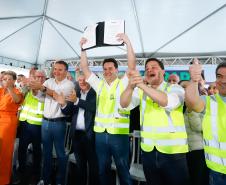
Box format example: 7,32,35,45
207,82,218,95
35,70,46,84
168,74,180,84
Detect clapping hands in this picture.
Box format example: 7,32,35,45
53,89,77,106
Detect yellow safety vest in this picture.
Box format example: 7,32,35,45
94,78,130,134
19,91,44,125
202,94,226,174
140,82,188,154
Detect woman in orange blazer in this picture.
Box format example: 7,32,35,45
0,71,23,185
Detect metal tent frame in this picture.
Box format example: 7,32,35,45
0,1,226,68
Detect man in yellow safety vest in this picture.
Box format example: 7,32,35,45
80,33,136,185
17,70,46,184
121,58,190,185
185,60,226,185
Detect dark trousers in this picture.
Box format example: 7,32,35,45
95,132,132,185
18,121,42,182
142,148,190,185
186,149,209,185
72,130,99,185
209,169,226,185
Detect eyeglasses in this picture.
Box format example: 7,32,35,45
35,76,45,78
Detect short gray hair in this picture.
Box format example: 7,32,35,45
35,70,46,77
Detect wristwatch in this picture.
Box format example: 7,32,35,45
41,86,47,93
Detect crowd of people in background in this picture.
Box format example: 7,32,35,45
0,33,226,185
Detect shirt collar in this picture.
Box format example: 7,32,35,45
80,87,90,95
151,81,166,91
54,77,68,84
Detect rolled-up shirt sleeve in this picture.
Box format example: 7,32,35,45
120,87,140,111
86,73,101,92
164,84,185,110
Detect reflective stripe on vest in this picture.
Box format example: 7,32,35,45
19,113,43,122
142,125,186,133
22,106,43,115
205,153,226,167
19,91,44,125
96,112,129,119
140,82,188,154
142,138,187,146
95,122,129,128
204,140,226,150
203,94,226,174
94,78,130,134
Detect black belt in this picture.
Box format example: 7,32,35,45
43,117,65,122
74,130,86,134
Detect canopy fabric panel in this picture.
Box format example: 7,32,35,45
0,0,226,65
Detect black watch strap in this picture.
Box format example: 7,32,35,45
41,86,47,93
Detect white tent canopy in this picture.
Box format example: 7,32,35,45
0,0,226,66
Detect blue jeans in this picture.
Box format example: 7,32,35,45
95,132,132,185
42,119,67,185
209,169,226,185
142,148,190,185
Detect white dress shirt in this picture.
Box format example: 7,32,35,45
75,89,89,130
43,78,74,118
86,72,129,92
130,81,185,111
